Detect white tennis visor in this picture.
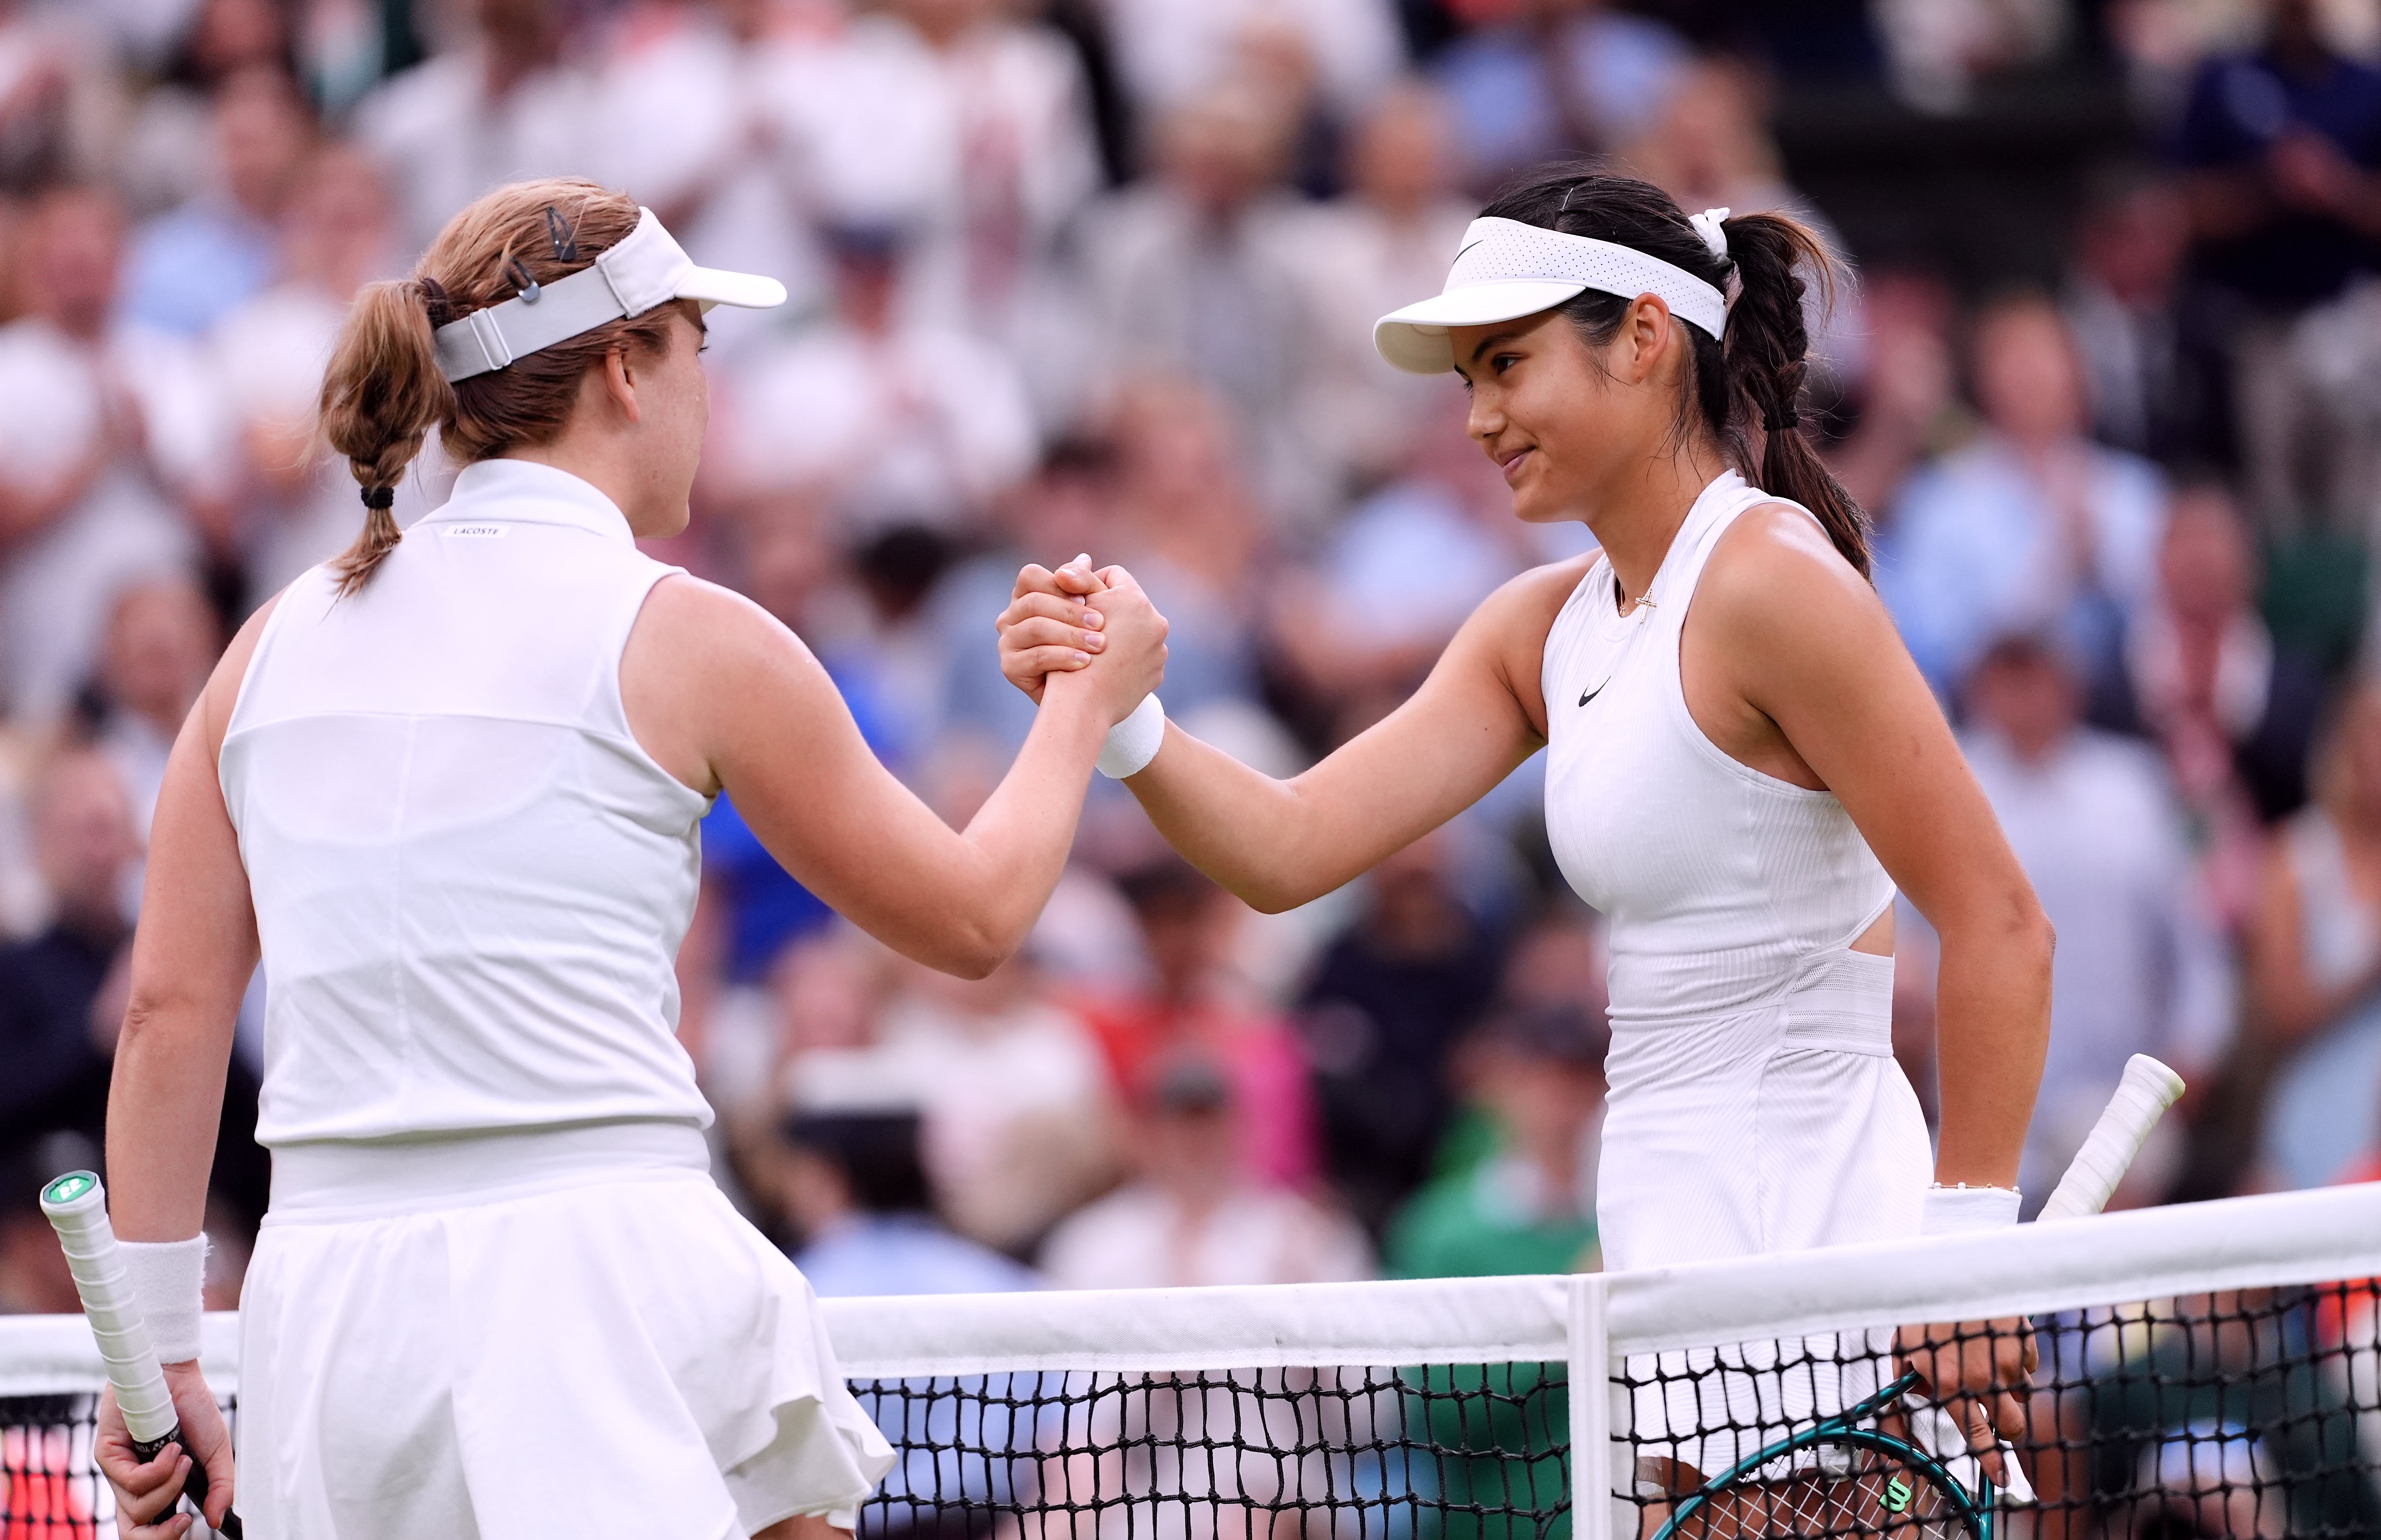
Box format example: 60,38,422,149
433,207,786,383
1373,216,1729,376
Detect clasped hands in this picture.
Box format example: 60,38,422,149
996,555,1169,726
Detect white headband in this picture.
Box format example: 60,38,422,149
432,207,786,383
1373,213,1732,376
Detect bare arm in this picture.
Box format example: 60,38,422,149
1695,508,2050,1189
92,599,275,1531
1000,561,1577,913
106,600,277,1246
2244,837,2381,1044
623,570,1164,978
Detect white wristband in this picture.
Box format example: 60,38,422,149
1920,1184,2021,1235
1096,693,1165,779
120,1235,208,1363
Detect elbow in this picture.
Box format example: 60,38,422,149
930,920,1010,981
1232,871,1317,916
943,944,1006,982
1941,883,2054,970
1241,885,1301,917
113,993,166,1058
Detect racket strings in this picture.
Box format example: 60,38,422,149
1661,1449,1966,1540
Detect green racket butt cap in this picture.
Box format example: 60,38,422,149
39,1169,102,1215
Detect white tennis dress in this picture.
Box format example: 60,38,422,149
218,458,892,1538
1542,471,1932,1470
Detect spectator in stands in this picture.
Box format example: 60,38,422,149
1095,0,1402,150
1081,83,1329,522
1620,56,1863,380
2247,676,2381,1189
119,67,312,337
712,221,1036,535
1040,1056,1371,1288
785,949,1121,1254
0,186,214,723
2126,483,2325,922
0,1147,82,1313
1961,630,2229,1208
212,140,413,602
2061,168,2234,470
1270,389,1538,747
1429,0,1689,187
1103,377,1269,716
118,0,299,217
1869,0,2068,114
934,437,1124,757
88,575,219,836
2174,0,2381,531
1881,293,2167,713
1082,857,1317,1191
1826,269,1965,519
0,750,136,1153
1299,830,1503,1235
354,0,594,256
866,0,1101,365
1622,57,1802,228
0,0,127,198
1385,999,1605,1278
780,1107,1038,1295
1292,80,1474,491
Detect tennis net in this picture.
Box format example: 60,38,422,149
6,1183,2379,1540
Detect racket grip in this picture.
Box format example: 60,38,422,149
38,1171,178,1445
2037,1055,2185,1221
132,1425,242,1537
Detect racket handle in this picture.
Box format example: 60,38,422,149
38,1171,177,1445
2037,1055,2185,1221
40,1171,243,1537
131,1426,243,1537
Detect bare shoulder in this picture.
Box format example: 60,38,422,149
1456,550,1601,738
197,587,288,754
1470,551,1600,648
1697,501,1881,641
629,569,812,674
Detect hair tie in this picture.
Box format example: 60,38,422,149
1764,410,1801,433
1690,207,1731,261
416,275,454,327
361,485,396,510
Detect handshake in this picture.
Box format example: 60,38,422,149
996,553,1173,776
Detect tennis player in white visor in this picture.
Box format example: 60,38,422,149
92,177,1167,1539
999,168,2050,1494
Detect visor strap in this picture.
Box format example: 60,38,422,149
432,261,635,383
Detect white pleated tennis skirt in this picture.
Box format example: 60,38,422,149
1600,949,1931,1480
236,1121,893,1540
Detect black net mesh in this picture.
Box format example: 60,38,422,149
3,1392,113,1537
850,1364,1573,1540
1613,1281,2381,1540
6,1281,2378,1540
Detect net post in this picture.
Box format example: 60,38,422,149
1568,1272,1617,1540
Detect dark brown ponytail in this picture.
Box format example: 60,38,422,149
314,177,678,596
1716,210,1869,578
1477,167,1872,579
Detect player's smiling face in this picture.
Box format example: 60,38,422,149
1449,300,1688,527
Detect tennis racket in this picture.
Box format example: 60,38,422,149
1651,1055,2186,1540
40,1169,244,1539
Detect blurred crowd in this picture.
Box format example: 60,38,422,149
3,0,2381,1334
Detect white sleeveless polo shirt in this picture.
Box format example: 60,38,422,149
1542,470,1931,1473
220,457,715,1147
